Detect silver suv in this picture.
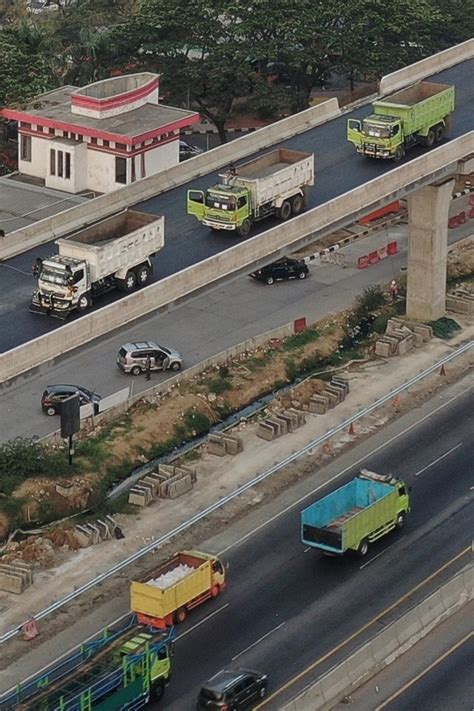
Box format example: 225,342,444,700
117,341,183,375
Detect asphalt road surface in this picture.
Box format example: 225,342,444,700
0,59,473,352
147,383,473,710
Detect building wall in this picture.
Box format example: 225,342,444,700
46,140,88,193
86,149,118,193
18,134,47,179
145,139,179,178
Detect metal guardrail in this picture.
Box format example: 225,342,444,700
1,340,472,645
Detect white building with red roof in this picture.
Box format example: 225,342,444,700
2,73,199,194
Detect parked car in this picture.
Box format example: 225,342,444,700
250,257,309,285
197,668,268,710
117,341,183,376
41,384,101,416
180,139,203,161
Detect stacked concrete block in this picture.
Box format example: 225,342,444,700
377,318,434,356
308,376,349,415
0,562,33,594
73,515,122,547
257,409,306,441
446,289,474,315
128,463,197,505
308,394,330,414
207,432,243,456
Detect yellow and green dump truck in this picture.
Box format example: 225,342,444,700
347,81,455,160
187,148,314,237
1,617,174,710
301,469,410,556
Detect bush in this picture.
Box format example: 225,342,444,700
207,376,232,395
354,285,386,319
427,317,461,340
283,329,320,351
182,409,212,436
373,313,390,334
0,438,70,495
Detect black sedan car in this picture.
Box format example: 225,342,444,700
41,384,102,416
250,257,309,285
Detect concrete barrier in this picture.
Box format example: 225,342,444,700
280,563,473,711
0,99,341,260
380,39,474,95
2,133,472,384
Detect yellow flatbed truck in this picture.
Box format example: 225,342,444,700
131,550,226,628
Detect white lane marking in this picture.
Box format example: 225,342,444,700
303,546,311,553
231,621,286,661
414,443,463,477
218,391,465,556
359,537,405,570
175,603,229,641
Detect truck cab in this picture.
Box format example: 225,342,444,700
117,630,172,700
347,115,404,159
31,255,91,315
187,184,251,233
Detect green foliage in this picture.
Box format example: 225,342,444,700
182,409,211,435
373,313,391,334
355,285,386,317
0,496,27,528
0,438,70,496
427,317,461,340
283,328,320,351
207,376,232,395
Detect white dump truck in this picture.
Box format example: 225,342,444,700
187,148,315,237
30,209,164,317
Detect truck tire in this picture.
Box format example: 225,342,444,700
393,146,405,162
238,219,251,238
77,293,92,312
396,512,406,529
424,129,435,148
174,607,187,624
121,270,137,292
291,194,303,215
357,539,369,557
211,584,220,598
279,200,292,220
152,681,165,702
434,124,445,143
136,263,151,287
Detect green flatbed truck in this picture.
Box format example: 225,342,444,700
347,81,455,160
301,469,411,556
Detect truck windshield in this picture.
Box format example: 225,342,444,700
206,193,236,211
40,269,70,286
363,121,392,139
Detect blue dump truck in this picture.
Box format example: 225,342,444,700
301,470,410,556
0,616,174,711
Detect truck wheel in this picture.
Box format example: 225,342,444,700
358,539,369,557
152,681,165,702
123,270,137,291
136,264,151,287
77,293,91,312
211,584,220,598
131,365,142,376
396,512,406,529
434,124,445,143
238,219,251,238
291,194,303,215
424,129,435,148
393,146,405,162
279,200,292,220
174,607,187,624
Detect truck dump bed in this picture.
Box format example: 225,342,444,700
55,209,164,282
301,474,397,553
373,81,454,135
131,551,212,620
220,148,314,208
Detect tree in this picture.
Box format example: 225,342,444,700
0,25,55,106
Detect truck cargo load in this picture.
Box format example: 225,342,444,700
301,470,410,556
347,81,455,160
131,550,226,627
30,209,164,317
0,616,174,710
187,148,314,237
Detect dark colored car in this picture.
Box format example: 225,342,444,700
41,384,101,416
250,257,309,285
180,140,203,161
197,668,268,710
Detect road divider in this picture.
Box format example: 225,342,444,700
279,560,473,711
379,38,474,95
1,134,472,384
358,241,398,268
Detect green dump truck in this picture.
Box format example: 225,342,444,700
187,148,314,237
301,469,411,556
0,616,174,710
347,81,455,160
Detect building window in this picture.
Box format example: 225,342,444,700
57,150,64,177
103,139,110,148
20,135,32,161
91,137,98,145
65,152,71,179
77,134,83,141
141,152,146,179
115,156,127,184
131,156,136,183
49,128,55,135
50,149,56,175
116,142,126,151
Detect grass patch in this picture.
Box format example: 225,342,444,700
206,376,232,395
282,328,320,351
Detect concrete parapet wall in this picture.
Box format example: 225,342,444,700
0,100,341,260
1,133,473,384
280,563,473,711
379,39,474,95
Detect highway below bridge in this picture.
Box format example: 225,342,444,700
146,379,472,710
0,59,473,354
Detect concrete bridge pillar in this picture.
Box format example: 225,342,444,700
406,179,454,322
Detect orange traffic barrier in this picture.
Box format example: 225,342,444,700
387,241,398,255
440,364,446,376
358,201,401,226
22,619,39,641
323,442,332,454
458,211,467,224
358,255,369,269
393,395,401,410
469,206,474,219
368,251,380,265
378,246,388,260
348,422,355,435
